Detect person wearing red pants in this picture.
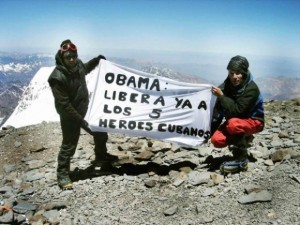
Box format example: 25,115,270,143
210,55,264,174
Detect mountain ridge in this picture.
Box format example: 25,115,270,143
1,53,300,127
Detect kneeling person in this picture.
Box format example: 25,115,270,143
210,55,264,174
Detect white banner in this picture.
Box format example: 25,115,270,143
86,60,216,147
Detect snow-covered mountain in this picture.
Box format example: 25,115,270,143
1,65,100,128
2,67,57,128
0,52,53,82
0,53,54,124
0,80,24,124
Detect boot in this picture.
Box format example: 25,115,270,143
220,158,248,174
93,132,119,169
220,135,249,174
57,156,73,190
57,176,73,190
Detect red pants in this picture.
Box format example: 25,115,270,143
211,118,263,148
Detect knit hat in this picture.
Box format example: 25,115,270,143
227,55,249,77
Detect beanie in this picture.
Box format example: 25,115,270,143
227,55,249,77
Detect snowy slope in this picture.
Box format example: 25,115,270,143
1,66,99,128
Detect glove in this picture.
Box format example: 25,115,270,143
97,55,106,61
80,119,93,135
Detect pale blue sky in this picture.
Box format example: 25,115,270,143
1,0,300,61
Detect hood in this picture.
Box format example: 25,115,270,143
55,50,79,76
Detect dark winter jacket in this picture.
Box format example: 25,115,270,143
210,72,264,134
48,50,100,122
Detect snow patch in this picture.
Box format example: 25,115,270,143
1,66,99,129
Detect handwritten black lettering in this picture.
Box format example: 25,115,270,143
157,123,210,140
104,90,162,105
98,119,153,131
149,109,162,119
198,100,207,110
104,73,161,91
175,98,192,109
103,104,131,116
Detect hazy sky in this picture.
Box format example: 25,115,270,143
1,0,300,60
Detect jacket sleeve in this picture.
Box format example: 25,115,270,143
49,80,83,122
84,57,100,74
210,100,224,135
218,84,259,118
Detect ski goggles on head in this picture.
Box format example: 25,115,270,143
60,43,77,53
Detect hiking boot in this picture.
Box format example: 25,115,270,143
91,161,114,175
104,154,119,163
93,154,119,166
57,176,73,190
221,144,249,174
220,158,249,174
92,160,113,169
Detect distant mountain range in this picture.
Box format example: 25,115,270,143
256,76,300,100
1,52,300,126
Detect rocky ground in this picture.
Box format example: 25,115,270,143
0,99,300,225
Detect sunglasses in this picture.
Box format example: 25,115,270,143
61,43,77,52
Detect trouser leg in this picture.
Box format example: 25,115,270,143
226,118,263,136
57,118,80,179
230,135,248,160
211,123,230,148
93,132,108,160
211,118,263,148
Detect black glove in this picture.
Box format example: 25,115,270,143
97,55,106,61
80,119,93,135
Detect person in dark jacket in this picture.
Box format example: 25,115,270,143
210,55,264,174
48,39,117,189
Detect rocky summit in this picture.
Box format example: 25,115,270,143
0,99,300,225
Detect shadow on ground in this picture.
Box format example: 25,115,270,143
70,161,198,182
70,153,257,182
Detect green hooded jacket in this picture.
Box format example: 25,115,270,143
210,72,264,135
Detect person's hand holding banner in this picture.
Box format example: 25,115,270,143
80,119,93,135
